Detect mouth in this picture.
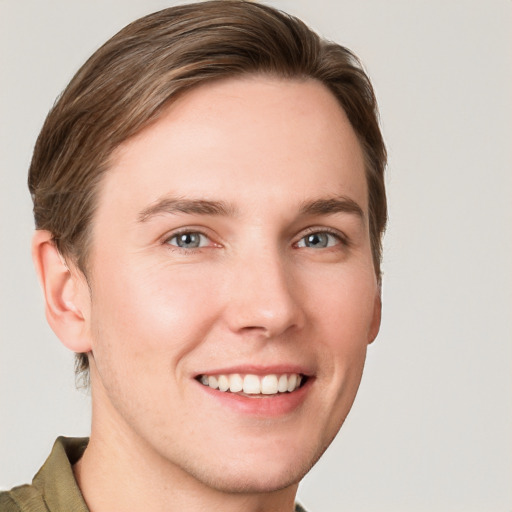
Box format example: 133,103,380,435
196,372,307,397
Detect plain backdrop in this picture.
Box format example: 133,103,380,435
1,1,511,511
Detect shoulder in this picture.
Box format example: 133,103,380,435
0,491,20,512
0,484,47,512
0,437,89,512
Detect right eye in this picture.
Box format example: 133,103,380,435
166,231,210,249
295,231,342,249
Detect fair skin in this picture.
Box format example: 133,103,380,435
33,76,381,512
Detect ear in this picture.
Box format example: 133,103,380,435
367,291,382,345
32,230,92,353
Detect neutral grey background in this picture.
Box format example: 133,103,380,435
1,1,511,511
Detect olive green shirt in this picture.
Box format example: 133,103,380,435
0,438,89,512
1,437,308,511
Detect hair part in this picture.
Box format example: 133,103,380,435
28,0,387,383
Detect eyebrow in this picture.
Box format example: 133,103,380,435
138,197,236,222
299,196,364,219
137,195,364,223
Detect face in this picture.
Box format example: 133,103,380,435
80,76,381,493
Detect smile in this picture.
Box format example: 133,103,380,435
197,373,304,395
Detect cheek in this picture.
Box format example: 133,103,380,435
309,261,378,335
88,257,221,371
307,263,377,379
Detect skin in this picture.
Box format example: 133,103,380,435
33,75,381,512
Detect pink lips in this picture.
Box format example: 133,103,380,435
194,364,312,378
194,365,314,417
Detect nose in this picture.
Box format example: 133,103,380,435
222,248,305,338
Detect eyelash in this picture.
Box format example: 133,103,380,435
163,227,349,252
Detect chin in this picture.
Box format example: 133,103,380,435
181,438,328,496
194,462,305,495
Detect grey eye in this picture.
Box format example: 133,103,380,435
168,232,207,249
297,232,338,249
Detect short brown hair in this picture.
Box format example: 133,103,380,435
29,0,387,381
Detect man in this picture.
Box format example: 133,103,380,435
1,1,386,511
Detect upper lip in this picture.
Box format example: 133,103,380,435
194,364,314,377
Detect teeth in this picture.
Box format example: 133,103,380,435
243,374,261,394
261,375,278,394
287,374,297,392
278,374,288,393
229,374,243,393
261,375,278,395
218,375,229,392
199,372,304,395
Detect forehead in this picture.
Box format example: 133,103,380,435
100,76,367,220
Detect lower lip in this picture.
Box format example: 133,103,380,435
195,378,313,417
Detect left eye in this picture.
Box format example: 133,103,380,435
296,232,340,249
167,232,209,249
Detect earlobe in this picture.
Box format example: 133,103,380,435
367,292,382,345
32,230,92,353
